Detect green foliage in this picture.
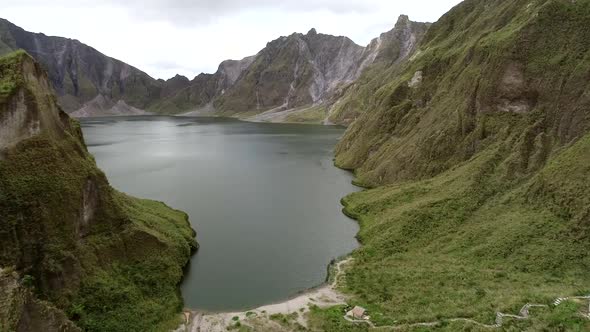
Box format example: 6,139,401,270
335,0,590,187
0,50,26,104
0,52,197,331
307,305,368,332
284,105,327,124
329,1,590,330
21,274,35,288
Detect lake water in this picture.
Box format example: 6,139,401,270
80,116,359,312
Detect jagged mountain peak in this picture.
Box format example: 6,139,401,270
169,74,189,82
1,16,429,121
396,14,411,24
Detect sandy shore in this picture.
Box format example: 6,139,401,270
175,259,353,332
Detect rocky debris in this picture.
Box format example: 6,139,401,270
408,70,423,88
70,95,151,117
493,63,537,114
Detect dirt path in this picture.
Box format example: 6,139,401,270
347,296,590,330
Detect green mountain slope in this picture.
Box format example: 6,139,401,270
336,0,590,186
0,51,197,331
320,0,590,330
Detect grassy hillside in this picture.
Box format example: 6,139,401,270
336,0,590,186
320,0,590,330
0,51,197,331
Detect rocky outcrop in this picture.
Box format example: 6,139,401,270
0,51,197,331
325,15,431,125
0,52,67,149
0,268,81,332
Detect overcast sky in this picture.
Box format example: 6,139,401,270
3,0,462,80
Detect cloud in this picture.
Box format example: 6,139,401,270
3,0,408,26
114,0,380,24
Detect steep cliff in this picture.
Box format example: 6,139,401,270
0,51,197,331
326,15,430,125
214,29,369,115
0,19,185,116
321,0,590,330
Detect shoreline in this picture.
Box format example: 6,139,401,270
175,258,354,332
73,112,345,127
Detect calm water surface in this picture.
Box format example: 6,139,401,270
80,116,359,312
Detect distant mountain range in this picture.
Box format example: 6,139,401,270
0,16,429,124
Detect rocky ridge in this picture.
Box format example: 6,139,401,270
0,16,428,124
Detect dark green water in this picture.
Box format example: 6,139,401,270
80,116,359,312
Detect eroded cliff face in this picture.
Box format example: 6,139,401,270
0,51,197,331
0,268,81,332
214,29,372,115
0,19,167,114
325,15,431,125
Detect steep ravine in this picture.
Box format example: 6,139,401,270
0,51,197,331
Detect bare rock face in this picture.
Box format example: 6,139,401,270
148,55,256,114
0,18,164,114
214,30,371,114
155,16,429,120
0,54,66,149
0,16,429,121
493,63,538,114
325,15,431,125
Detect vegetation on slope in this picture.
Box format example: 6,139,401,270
336,0,590,186
327,16,430,126
334,132,590,329
323,0,590,330
0,51,197,331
